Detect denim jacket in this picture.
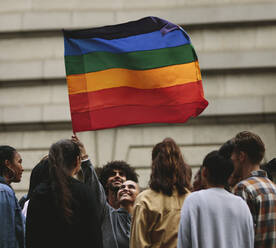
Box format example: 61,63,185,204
0,176,25,248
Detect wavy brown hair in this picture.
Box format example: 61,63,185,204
149,139,191,196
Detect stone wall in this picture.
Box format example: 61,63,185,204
0,0,275,198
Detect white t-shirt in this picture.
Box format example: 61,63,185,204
22,199,29,217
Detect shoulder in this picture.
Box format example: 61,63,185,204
70,178,94,199
0,183,17,208
70,179,101,211
235,177,257,193
227,193,252,216
180,191,206,216
134,189,161,209
236,175,275,193
136,188,156,199
0,182,14,196
226,190,248,204
183,190,206,205
71,178,91,192
183,189,228,208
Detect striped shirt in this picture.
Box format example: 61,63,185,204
234,170,276,248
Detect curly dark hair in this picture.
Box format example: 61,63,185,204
99,160,138,194
149,139,191,196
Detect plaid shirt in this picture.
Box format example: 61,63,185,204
234,170,276,248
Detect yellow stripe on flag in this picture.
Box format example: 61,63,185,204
67,61,201,95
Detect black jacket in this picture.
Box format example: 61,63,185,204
26,177,103,248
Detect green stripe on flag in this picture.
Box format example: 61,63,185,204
65,44,196,75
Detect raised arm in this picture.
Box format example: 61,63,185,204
71,135,108,220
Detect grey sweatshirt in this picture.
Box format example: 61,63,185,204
81,160,131,248
177,188,254,248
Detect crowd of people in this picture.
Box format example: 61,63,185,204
0,130,276,248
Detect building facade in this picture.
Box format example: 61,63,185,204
0,0,276,198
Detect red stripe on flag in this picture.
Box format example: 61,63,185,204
71,101,208,132
69,81,208,132
69,81,205,112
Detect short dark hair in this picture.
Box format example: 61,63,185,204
99,161,138,193
203,150,234,186
233,131,265,164
0,145,16,177
219,139,235,159
149,139,191,196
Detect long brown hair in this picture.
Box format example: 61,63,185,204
48,139,80,223
149,139,191,196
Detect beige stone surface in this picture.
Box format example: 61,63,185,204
72,11,116,28
22,12,72,30
265,96,276,113
0,13,22,32
1,2,276,32
135,168,151,189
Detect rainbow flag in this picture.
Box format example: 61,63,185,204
63,16,208,132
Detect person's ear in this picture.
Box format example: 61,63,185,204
4,159,12,168
201,167,208,180
239,151,246,163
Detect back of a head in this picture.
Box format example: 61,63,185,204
233,131,265,164
219,139,235,160
203,150,234,186
99,160,138,190
0,145,16,177
48,139,81,223
150,139,191,196
27,157,49,199
49,139,80,173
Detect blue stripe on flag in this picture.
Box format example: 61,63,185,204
64,29,190,56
